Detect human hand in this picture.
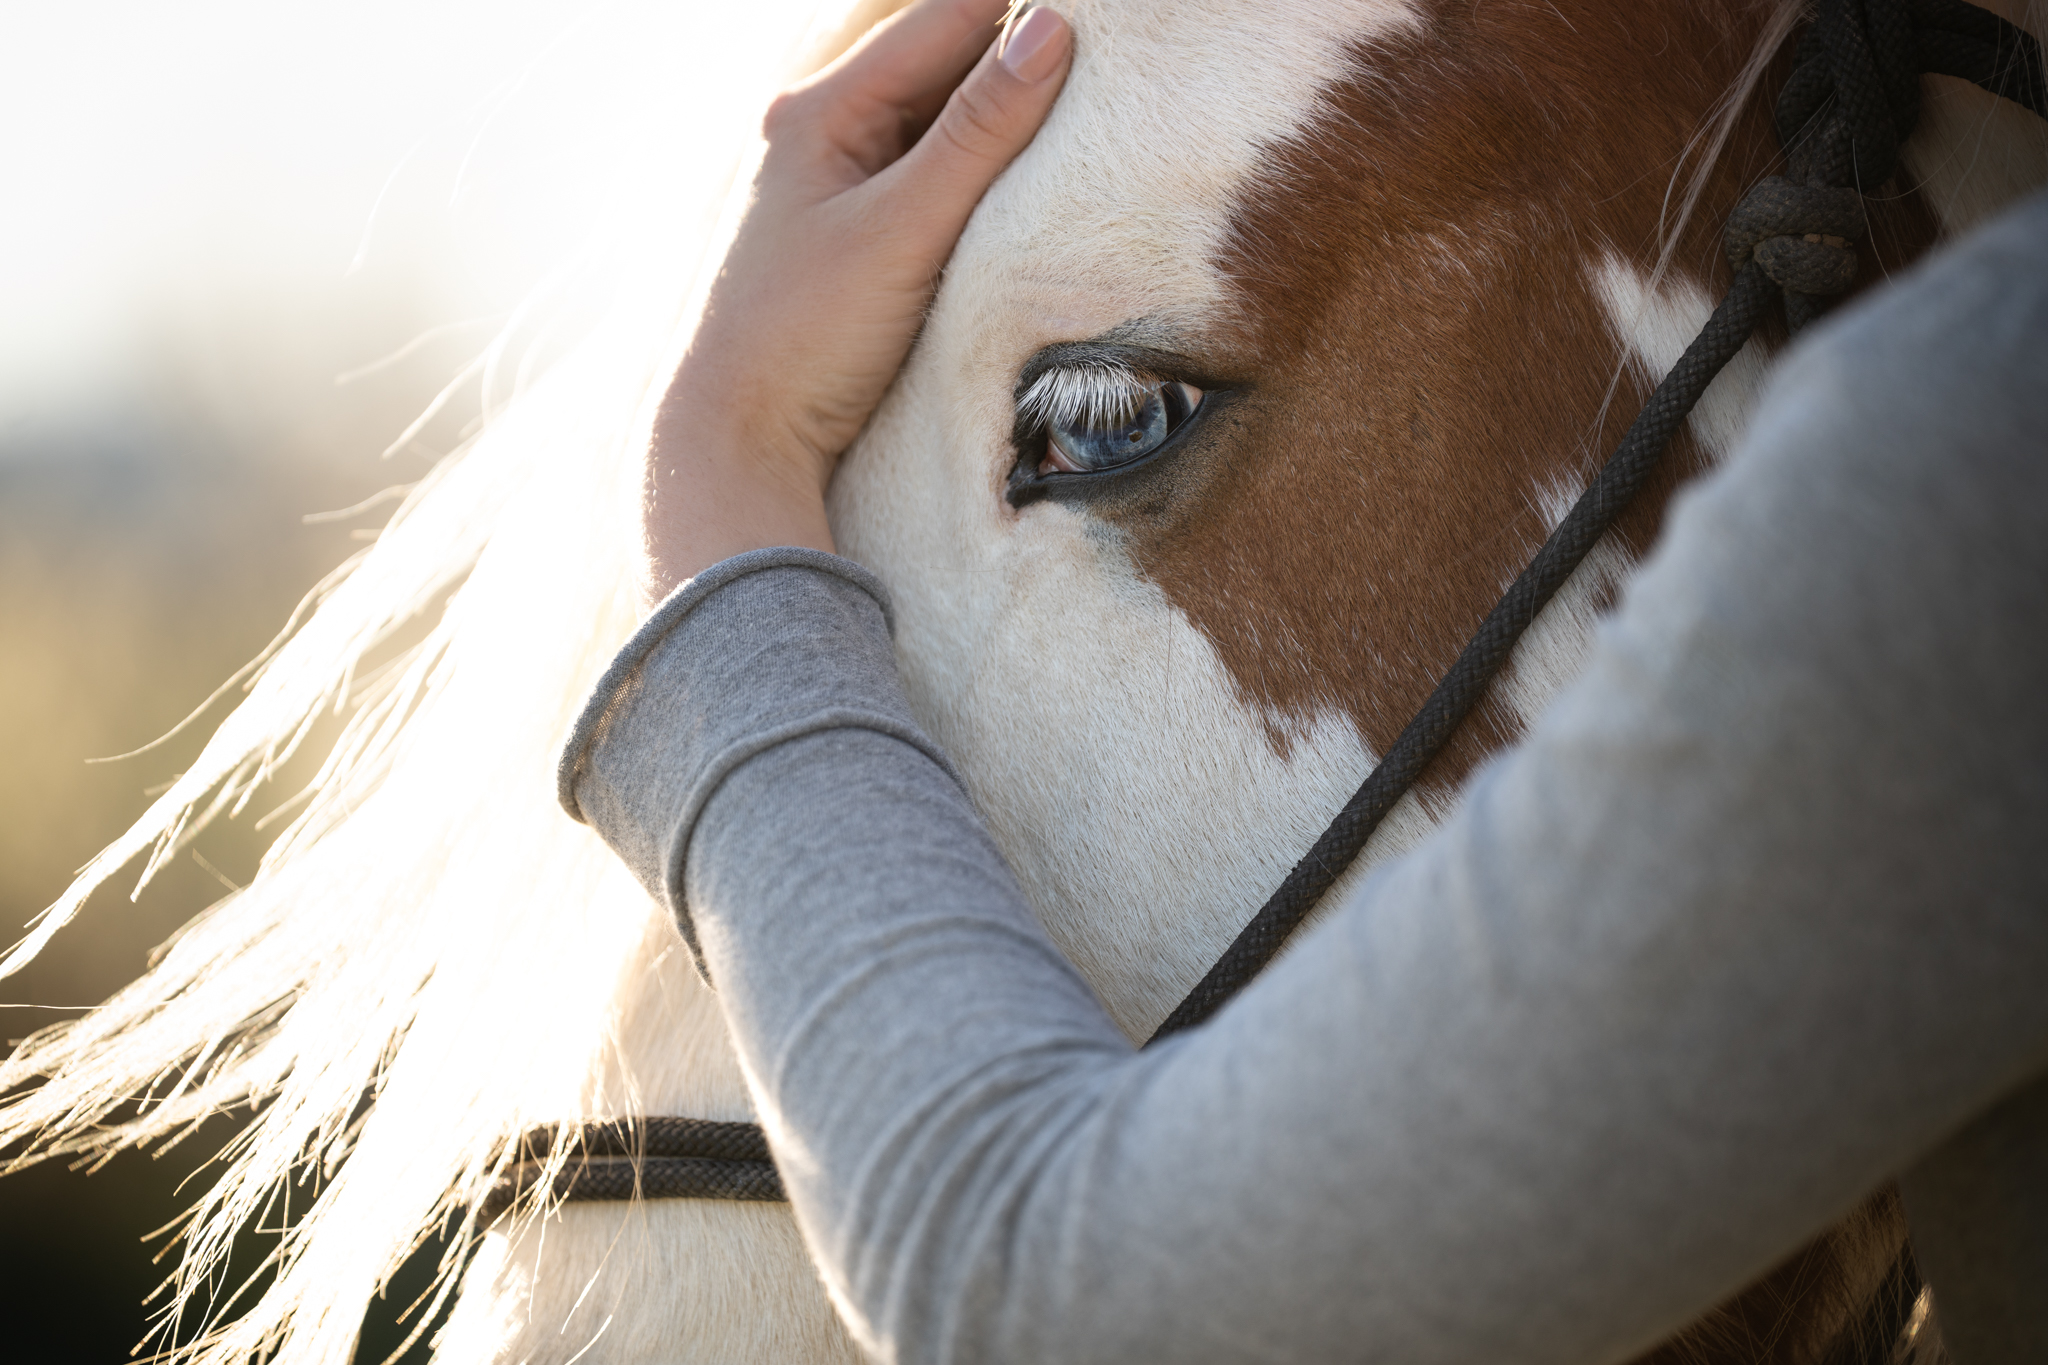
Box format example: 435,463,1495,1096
639,0,1073,607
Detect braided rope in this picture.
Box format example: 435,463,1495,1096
1147,261,1778,1040
1764,0,2044,327
1914,0,2048,117
481,1119,784,1221
512,1116,771,1164
1152,0,2043,1040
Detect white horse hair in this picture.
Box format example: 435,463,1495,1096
3,1,2043,1362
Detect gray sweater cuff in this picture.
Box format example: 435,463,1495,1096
557,546,964,973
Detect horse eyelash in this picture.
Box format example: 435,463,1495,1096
1016,364,1156,432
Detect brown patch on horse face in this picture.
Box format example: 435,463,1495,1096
1073,5,1939,1358
1102,0,1936,778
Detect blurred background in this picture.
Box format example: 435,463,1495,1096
0,2,834,1358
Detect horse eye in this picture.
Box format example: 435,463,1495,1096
1040,382,1203,475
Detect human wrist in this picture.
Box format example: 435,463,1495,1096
638,421,836,613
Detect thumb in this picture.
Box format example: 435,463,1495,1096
878,7,1071,238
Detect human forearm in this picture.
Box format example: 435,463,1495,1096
566,192,2048,1364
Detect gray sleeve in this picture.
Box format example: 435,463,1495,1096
557,545,966,974
561,191,2048,1365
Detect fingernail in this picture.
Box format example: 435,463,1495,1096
1000,7,1066,82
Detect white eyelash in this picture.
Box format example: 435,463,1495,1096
1017,363,1155,431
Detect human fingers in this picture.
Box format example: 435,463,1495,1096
758,0,1012,194
818,0,1009,119
866,6,1070,240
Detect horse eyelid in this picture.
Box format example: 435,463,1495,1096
1015,364,1157,432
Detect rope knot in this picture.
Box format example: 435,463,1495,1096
1725,176,1867,297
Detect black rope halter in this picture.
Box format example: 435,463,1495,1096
486,10,2045,1307
479,1118,783,1221
1151,0,2044,1040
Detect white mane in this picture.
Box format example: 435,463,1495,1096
2,315,662,1362
0,3,903,1359
3,0,2041,1361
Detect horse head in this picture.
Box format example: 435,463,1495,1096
7,2,2041,1362
833,0,1950,1039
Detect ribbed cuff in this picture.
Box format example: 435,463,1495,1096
555,547,962,977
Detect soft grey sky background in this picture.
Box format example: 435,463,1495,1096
1,0,827,428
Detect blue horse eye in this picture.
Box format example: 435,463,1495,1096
1043,382,1202,475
